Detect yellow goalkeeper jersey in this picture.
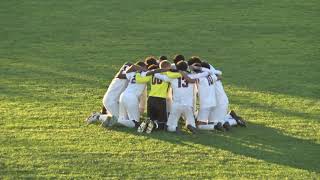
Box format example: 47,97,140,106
146,71,182,98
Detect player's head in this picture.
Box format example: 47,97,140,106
173,54,185,65
176,61,188,72
144,56,158,68
159,55,167,62
159,60,171,70
188,56,202,66
192,63,202,73
135,61,148,71
201,61,211,69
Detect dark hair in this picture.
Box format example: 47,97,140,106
201,62,211,69
124,62,133,66
136,61,147,67
145,56,158,67
188,56,202,66
148,64,159,70
173,54,185,64
159,55,167,61
176,61,188,71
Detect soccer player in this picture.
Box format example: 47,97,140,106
144,56,158,68
137,60,180,133
188,63,227,130
171,54,185,69
154,61,209,134
117,61,149,128
201,61,246,129
158,55,168,63
86,62,132,125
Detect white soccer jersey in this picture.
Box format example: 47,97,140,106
155,73,195,107
122,72,147,98
209,65,229,105
190,69,218,108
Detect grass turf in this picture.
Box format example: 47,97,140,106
0,0,319,178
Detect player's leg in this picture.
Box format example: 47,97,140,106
197,107,211,123
166,103,182,132
183,106,197,134
103,93,120,119
197,107,215,130
119,96,140,128
224,113,238,126
117,94,136,128
153,97,167,131
138,97,152,133
229,110,247,127
209,104,228,131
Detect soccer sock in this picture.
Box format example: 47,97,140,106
98,114,109,122
225,114,237,126
198,124,215,130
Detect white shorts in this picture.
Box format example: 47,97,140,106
167,103,195,132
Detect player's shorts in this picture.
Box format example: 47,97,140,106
147,96,167,130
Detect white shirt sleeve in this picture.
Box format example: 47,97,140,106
154,73,172,82
209,64,222,75
140,71,147,77
188,71,209,79
125,72,135,80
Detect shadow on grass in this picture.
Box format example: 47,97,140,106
106,122,320,173
231,97,319,122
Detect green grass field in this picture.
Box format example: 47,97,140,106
1,0,319,178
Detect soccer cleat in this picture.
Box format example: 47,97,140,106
236,117,247,127
187,125,198,134
85,112,100,125
229,110,247,127
145,121,155,134
101,115,113,128
214,122,225,132
137,121,148,133
223,122,231,131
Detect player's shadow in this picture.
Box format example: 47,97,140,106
109,122,320,173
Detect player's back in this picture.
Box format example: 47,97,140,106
123,72,146,98
197,75,217,108
170,76,194,107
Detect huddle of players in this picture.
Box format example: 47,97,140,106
86,55,246,134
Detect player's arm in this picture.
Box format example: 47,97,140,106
166,71,182,78
154,73,172,82
136,72,151,83
116,68,128,79
180,71,197,83
209,64,222,76
145,69,168,76
125,64,141,73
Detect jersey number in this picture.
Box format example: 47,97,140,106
207,75,214,86
152,77,162,85
131,76,136,84
178,77,188,88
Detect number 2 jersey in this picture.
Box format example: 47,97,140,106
122,72,148,98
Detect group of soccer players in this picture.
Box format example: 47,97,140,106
86,55,246,134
